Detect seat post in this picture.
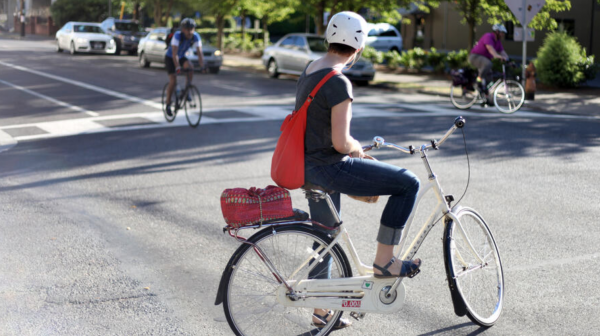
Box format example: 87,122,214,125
304,189,343,226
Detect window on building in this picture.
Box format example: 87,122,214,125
505,21,515,41
555,19,575,36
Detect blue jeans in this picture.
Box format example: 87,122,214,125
306,157,420,246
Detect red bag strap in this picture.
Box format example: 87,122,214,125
299,69,340,111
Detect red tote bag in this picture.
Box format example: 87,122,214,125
271,70,339,190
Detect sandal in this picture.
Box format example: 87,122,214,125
312,310,352,330
373,257,422,279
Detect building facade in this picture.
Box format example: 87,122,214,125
400,0,600,60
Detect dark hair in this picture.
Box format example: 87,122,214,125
328,43,356,57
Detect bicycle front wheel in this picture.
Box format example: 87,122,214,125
161,83,176,122
448,208,504,327
184,85,202,127
222,225,351,336
493,79,524,113
450,85,478,110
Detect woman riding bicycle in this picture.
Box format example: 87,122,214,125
299,11,422,329
469,24,510,96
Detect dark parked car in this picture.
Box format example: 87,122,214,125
137,27,223,74
100,17,146,55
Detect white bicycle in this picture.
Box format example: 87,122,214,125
215,117,504,335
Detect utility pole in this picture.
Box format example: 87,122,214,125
20,0,25,37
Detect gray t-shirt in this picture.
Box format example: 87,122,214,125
295,67,353,168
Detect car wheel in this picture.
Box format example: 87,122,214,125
70,41,77,55
128,50,137,56
355,80,370,87
114,44,121,55
56,40,63,52
268,59,279,78
390,47,400,53
209,66,220,74
139,52,150,68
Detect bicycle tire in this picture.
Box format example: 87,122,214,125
450,85,478,110
447,208,504,327
221,225,352,336
493,79,524,114
161,83,176,122
184,85,202,127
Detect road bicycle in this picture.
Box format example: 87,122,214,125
161,67,203,127
215,117,504,335
450,62,524,114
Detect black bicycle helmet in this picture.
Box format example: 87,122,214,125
180,18,196,29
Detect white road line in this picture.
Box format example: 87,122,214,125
0,60,162,110
0,129,17,153
0,78,99,117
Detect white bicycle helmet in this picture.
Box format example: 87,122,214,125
325,11,368,50
492,24,507,34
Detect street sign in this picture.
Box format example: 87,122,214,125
514,27,535,42
504,0,546,26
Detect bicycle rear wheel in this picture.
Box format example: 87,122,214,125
161,83,177,122
493,79,524,113
448,208,504,327
221,225,351,336
450,85,478,109
184,85,202,127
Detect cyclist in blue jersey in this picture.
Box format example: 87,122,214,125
164,18,204,117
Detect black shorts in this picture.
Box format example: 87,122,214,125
165,56,189,74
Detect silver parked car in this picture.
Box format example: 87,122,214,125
137,27,223,74
262,33,375,85
55,22,117,55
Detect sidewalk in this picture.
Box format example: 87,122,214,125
223,54,600,117
0,31,55,41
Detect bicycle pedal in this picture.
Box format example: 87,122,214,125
408,269,421,279
349,311,366,321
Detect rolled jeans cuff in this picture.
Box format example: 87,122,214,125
377,225,403,245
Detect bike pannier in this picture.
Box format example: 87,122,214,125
220,186,295,228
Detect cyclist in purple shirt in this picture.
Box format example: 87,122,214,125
469,24,510,95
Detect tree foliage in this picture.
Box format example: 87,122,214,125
51,0,108,26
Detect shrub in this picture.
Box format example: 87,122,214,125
580,54,598,82
535,31,594,88
427,47,447,73
362,46,384,64
384,50,402,70
447,49,470,69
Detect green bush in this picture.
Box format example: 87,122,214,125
580,54,598,82
363,46,384,64
427,47,447,73
447,49,470,70
535,31,595,87
384,50,402,70
403,47,427,71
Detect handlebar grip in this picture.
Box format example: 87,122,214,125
454,116,466,128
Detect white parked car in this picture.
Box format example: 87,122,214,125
365,23,403,52
56,22,116,55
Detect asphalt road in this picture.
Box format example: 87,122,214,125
1,39,599,336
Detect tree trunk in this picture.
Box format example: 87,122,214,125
164,0,174,26
241,9,246,44
263,17,269,49
153,1,162,27
133,1,141,21
468,21,475,50
315,0,325,35
217,14,225,51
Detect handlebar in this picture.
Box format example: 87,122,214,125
363,116,466,154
